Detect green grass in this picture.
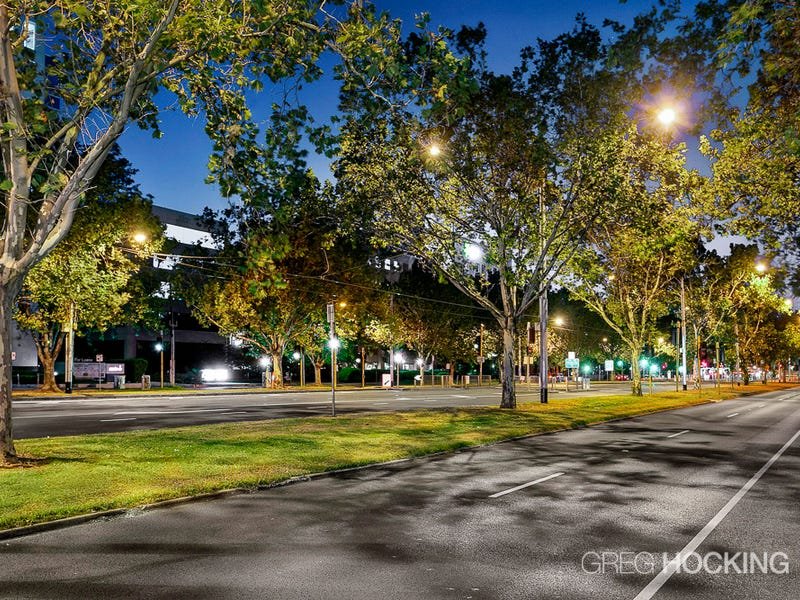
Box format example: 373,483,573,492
1,384,794,531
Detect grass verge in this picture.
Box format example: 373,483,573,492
1,383,795,531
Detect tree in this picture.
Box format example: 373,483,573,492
0,0,391,461
15,148,162,391
564,127,701,396
336,21,634,408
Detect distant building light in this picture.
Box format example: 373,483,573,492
201,368,229,382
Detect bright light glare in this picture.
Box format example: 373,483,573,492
429,144,441,157
416,358,425,366
394,353,404,364
154,343,164,352
554,317,565,327
259,356,270,367
464,243,483,262
755,262,767,273
657,107,677,126
132,232,148,244
329,337,340,350
292,351,301,361
201,368,229,382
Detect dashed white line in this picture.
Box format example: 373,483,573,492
667,429,690,439
727,412,740,418
489,472,565,499
100,417,136,422
634,427,800,600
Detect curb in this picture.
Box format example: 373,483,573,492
2,387,794,541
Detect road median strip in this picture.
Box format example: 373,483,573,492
1,383,797,535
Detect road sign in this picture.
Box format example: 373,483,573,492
11,352,15,361
605,360,614,372
568,351,576,360
565,358,579,369
96,354,104,363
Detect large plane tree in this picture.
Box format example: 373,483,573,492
0,0,378,463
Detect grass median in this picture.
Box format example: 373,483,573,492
1,383,795,531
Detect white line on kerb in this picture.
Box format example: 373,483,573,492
727,412,740,418
100,418,136,422
489,472,564,499
667,429,690,439
634,427,800,600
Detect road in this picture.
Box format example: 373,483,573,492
1,387,798,599
13,380,676,438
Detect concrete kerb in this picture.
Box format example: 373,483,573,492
1,386,793,541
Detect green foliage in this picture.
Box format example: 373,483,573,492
124,358,149,382
564,126,702,395
14,146,163,388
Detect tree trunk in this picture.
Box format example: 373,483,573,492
270,352,283,388
500,324,516,408
40,354,59,393
314,360,323,385
630,347,643,396
0,277,23,462
35,332,63,393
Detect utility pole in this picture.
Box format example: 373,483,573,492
680,278,688,391
327,302,337,416
169,313,177,386
539,292,548,403
478,323,484,385
64,302,76,394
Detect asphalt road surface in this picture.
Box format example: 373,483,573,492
13,380,677,438
2,387,798,599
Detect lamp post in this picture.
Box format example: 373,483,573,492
155,334,164,389
539,292,548,403
478,323,484,386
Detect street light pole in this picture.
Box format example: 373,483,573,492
327,302,337,416
478,323,484,386
539,292,548,403
169,313,176,386
64,301,76,394
680,278,688,391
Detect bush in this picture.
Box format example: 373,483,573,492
124,358,148,382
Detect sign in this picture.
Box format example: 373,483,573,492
381,373,392,388
11,352,15,361
73,363,124,380
565,358,580,369
604,360,614,372
568,351,576,360
96,354,104,363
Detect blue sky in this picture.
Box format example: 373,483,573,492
117,1,682,216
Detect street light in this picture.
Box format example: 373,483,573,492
155,335,164,388
428,144,442,157
464,243,483,262
657,107,677,127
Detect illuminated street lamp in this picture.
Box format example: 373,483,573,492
657,107,677,127
428,144,442,157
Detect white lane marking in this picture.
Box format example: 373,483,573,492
727,412,740,418
100,418,136,422
667,429,690,439
451,395,471,399
489,472,565,499
114,408,229,415
374,402,388,405
634,427,800,600
15,413,106,419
